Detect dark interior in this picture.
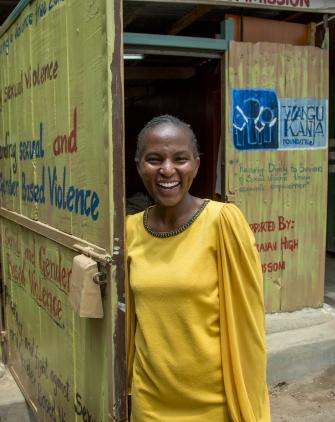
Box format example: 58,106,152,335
125,57,221,200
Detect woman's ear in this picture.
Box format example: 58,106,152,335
193,157,200,178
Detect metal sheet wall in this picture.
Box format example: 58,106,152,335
226,41,328,312
0,0,123,420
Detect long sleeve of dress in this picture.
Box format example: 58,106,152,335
217,204,271,422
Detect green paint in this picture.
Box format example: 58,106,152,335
0,0,117,418
1,220,109,420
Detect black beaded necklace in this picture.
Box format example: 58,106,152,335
143,199,210,238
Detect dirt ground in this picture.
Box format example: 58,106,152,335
270,366,335,421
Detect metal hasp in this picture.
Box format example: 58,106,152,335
124,20,234,58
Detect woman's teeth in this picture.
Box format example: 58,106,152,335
158,182,180,189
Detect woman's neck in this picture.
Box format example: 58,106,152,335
149,195,204,232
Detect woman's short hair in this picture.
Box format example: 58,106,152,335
135,114,200,161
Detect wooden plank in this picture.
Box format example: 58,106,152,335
0,209,109,260
225,41,328,312
109,0,127,416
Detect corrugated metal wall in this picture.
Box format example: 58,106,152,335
226,41,328,312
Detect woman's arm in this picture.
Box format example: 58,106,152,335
217,203,271,422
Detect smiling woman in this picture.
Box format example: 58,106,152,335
135,115,201,223
126,115,270,422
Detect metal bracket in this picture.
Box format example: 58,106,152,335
73,244,113,265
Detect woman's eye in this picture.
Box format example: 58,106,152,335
146,157,161,164
175,157,188,163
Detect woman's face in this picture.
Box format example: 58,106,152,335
137,123,200,208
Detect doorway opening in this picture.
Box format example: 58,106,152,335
124,53,223,214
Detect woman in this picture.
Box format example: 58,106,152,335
126,115,270,422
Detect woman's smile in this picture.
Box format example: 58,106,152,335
157,181,181,189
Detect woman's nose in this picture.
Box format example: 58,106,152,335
159,160,175,176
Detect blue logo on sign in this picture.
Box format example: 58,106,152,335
232,89,279,150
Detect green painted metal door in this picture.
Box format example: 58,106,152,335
0,0,126,420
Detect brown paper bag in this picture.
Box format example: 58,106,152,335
69,254,104,318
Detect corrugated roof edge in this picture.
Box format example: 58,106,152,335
0,0,30,38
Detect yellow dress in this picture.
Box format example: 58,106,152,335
126,201,270,422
